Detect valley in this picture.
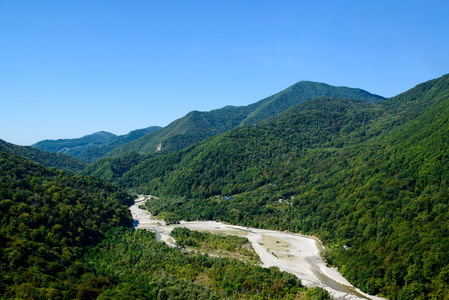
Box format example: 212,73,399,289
130,196,385,300
2,73,449,299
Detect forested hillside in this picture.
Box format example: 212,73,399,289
32,131,119,157
97,81,384,161
0,151,133,298
118,97,383,195
123,74,449,299
79,150,147,183
0,139,87,173
75,126,161,163
240,81,383,125
0,150,323,299
32,127,161,163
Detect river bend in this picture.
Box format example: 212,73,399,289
130,196,385,300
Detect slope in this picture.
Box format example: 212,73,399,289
101,81,384,159
241,80,383,125
0,138,87,173
32,131,119,157
103,105,253,158
119,73,449,299
117,97,383,195
78,150,146,183
0,151,323,300
31,126,161,163
0,150,133,298
75,126,161,163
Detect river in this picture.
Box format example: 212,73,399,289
129,195,386,300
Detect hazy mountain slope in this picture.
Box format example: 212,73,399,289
119,73,449,299
75,126,161,163
32,131,118,157
102,81,384,159
0,138,87,173
103,105,253,158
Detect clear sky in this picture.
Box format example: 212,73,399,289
1,0,448,146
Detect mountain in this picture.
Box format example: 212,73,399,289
117,97,384,195
32,131,118,157
114,73,449,299
75,126,161,163
99,81,384,160
240,81,383,125
0,138,87,173
31,126,161,163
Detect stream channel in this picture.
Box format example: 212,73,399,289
130,196,386,300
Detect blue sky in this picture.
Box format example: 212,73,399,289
1,0,448,145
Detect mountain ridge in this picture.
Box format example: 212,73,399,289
97,81,385,161
0,138,87,173
32,126,161,163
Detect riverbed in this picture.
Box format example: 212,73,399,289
130,196,385,300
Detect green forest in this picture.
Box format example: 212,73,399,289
170,227,260,262
0,150,331,299
0,139,87,174
84,227,308,299
32,127,161,164
123,74,449,299
0,151,133,298
74,80,383,164
3,74,449,299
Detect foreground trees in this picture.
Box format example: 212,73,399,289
0,151,133,298
85,227,305,299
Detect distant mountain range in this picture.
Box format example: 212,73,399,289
0,138,87,173
31,81,384,164
32,126,161,163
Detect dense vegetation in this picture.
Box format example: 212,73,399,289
32,131,119,157
79,151,147,184
76,127,161,163
240,80,383,125
84,227,306,299
0,149,330,299
32,127,161,163
120,97,382,196
7,73,449,299
0,151,133,299
0,139,87,173
128,74,449,299
171,227,260,262
90,81,383,164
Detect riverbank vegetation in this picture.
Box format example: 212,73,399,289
84,227,305,299
171,227,260,263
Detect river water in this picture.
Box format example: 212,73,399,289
129,196,386,300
